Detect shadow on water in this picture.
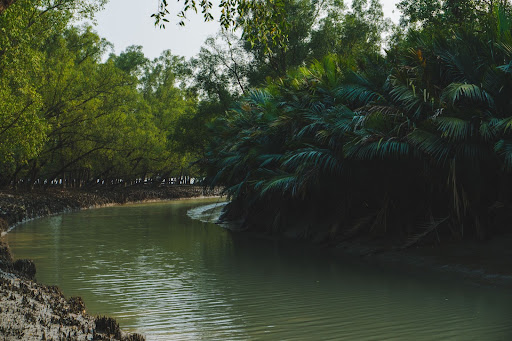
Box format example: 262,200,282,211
6,198,512,340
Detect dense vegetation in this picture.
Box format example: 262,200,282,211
2,0,512,245
204,1,512,245
0,0,204,188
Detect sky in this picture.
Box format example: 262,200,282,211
91,0,401,60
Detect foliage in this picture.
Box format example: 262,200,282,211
204,5,512,243
153,0,290,54
0,1,201,187
4,0,512,247
237,0,391,86
0,0,105,184
310,0,390,61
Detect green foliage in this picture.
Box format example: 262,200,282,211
113,45,149,75
310,0,390,61
241,0,390,85
5,0,512,246
0,1,202,187
0,0,105,184
204,5,512,243
153,0,290,55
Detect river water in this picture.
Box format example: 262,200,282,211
5,198,512,340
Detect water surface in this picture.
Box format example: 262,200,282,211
6,198,512,340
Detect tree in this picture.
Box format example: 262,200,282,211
0,0,104,16
309,0,390,62
236,0,390,85
1,0,205,188
0,0,104,186
23,27,135,185
203,6,512,243
153,0,291,54
193,31,251,97
397,0,511,31
113,45,148,76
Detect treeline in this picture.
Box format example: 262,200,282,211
0,0,203,188
4,0,512,244
0,0,392,189
204,1,512,244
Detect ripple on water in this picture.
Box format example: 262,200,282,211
5,199,512,341
186,201,228,223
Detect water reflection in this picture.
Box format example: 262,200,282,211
6,198,512,340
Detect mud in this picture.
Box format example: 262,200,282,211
0,186,220,340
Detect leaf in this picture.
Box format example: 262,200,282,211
407,129,450,163
435,116,472,141
441,83,494,107
260,174,299,196
344,138,410,160
401,217,449,249
283,148,342,175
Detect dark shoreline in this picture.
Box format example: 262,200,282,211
0,186,220,234
220,217,512,289
0,186,219,341
333,237,512,289
2,187,511,339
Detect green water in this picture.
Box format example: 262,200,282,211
5,198,512,340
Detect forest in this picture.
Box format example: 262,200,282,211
2,0,512,244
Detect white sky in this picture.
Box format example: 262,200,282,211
91,0,401,60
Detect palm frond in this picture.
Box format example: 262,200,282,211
495,139,512,170
401,217,449,249
407,129,451,163
493,116,512,132
259,174,299,196
336,84,384,106
388,84,423,118
441,83,495,107
435,116,472,141
498,61,512,74
356,104,404,117
344,137,410,160
258,153,285,168
479,120,499,141
436,45,479,83
283,148,342,175
246,89,273,107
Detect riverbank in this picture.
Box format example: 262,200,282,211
0,186,219,340
334,235,512,288
2,188,511,339
0,186,219,235
216,203,512,289
0,241,145,340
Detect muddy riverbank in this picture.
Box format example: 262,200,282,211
333,235,512,288
0,186,219,235
0,240,145,340
0,186,219,340
218,208,512,289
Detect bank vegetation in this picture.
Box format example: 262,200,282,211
203,1,512,247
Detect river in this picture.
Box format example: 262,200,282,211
6,198,512,340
